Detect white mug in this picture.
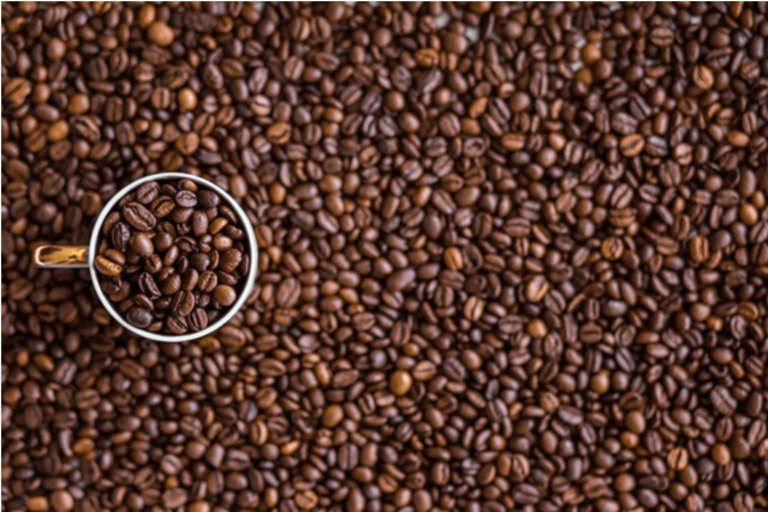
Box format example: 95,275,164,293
33,173,258,342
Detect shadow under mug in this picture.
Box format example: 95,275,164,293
33,172,259,342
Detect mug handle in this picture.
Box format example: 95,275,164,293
34,245,89,269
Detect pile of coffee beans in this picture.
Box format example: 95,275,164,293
94,178,250,335
3,3,768,512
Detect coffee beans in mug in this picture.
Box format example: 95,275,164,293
94,179,249,334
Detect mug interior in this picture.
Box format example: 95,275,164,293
88,172,259,342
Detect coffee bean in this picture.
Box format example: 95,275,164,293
94,255,122,277
166,315,188,335
322,404,344,428
386,268,416,291
689,235,710,263
135,181,159,204
692,64,714,90
6,77,32,106
649,26,674,47
192,211,209,236
389,370,412,396
110,222,131,252
557,405,585,426
172,290,196,317
212,285,236,307
198,190,220,208
667,447,689,471
188,308,208,332
611,112,638,135
513,484,540,505
413,490,432,512
125,307,152,328
525,275,549,303
712,443,732,465
443,246,464,270
276,277,301,308
346,488,365,512
50,490,74,511
625,410,647,434
432,461,450,485
150,196,175,218
161,489,187,510
711,385,737,416
122,203,157,231
138,272,161,299
266,121,291,144
601,237,624,261
259,358,287,377
501,133,526,151
619,134,645,157
160,453,183,475
219,248,242,273
197,270,218,293
130,232,154,257
175,190,198,208
295,490,318,510
582,477,607,499
177,87,197,111
147,21,174,47
26,497,49,511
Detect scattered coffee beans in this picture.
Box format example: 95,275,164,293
3,3,768,512
94,178,250,335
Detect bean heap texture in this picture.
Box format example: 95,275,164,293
3,3,768,512
94,178,250,335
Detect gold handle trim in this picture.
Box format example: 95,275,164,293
33,245,89,269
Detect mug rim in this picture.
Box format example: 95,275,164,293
88,172,259,342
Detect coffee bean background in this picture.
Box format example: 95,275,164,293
3,2,768,512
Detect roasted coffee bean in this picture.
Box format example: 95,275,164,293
110,223,131,252
175,190,198,208
171,291,196,317
198,190,220,208
94,255,122,277
219,249,242,273
525,275,549,302
4,5,768,512
711,385,738,416
513,484,541,506
188,308,209,332
135,181,159,204
138,273,161,300
166,315,188,335
389,370,413,396
125,307,152,328
122,203,156,231
192,211,209,236
130,232,154,257
649,26,674,47
212,285,236,307
151,196,176,218
619,134,645,157
198,270,218,293
276,278,301,309
667,447,690,471
692,64,714,90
